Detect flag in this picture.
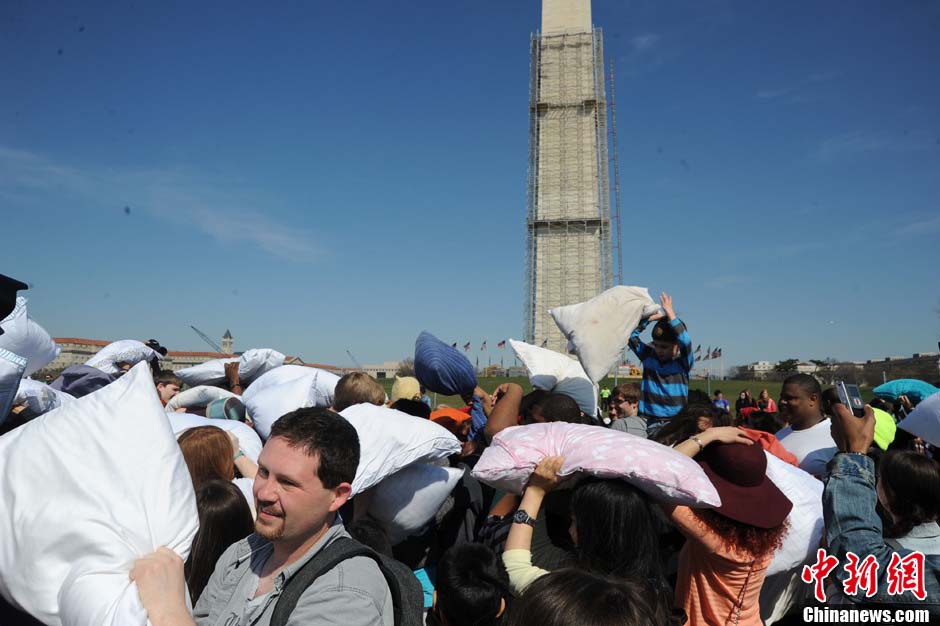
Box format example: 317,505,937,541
497,339,506,349
481,340,487,351
716,348,722,358
694,344,701,354
702,347,711,361
463,342,471,352
451,342,457,348
540,338,548,347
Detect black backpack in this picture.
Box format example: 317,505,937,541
270,537,424,626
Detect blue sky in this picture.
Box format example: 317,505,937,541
2,0,939,369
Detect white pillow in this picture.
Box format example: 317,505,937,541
368,464,464,545
509,339,598,417
0,349,28,422
165,385,238,412
0,297,60,377
764,452,823,577
897,393,940,447
167,412,263,464
242,366,340,440
174,348,285,387
339,403,462,494
14,379,75,416
0,363,198,626
84,340,161,375
549,286,659,383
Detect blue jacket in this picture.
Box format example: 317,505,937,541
824,453,940,614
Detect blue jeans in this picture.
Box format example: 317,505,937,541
824,453,940,613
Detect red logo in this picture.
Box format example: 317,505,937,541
801,549,840,602
886,552,927,601
843,552,879,598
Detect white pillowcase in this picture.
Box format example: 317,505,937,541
0,297,60,377
174,348,285,387
0,363,198,626
549,286,659,383
897,393,940,447
509,339,598,417
339,403,462,494
764,452,824,577
84,340,161,375
368,464,464,545
242,366,340,440
167,412,263,464
165,385,238,412
14,379,75,416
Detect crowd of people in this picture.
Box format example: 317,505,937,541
3,282,940,626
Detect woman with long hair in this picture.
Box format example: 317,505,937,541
669,427,792,625
177,425,258,488
502,459,675,618
757,389,777,413
878,450,940,548
177,426,235,488
184,480,254,602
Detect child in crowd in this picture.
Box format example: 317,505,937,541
430,543,511,626
628,292,694,437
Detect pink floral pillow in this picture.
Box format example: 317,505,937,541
472,423,721,507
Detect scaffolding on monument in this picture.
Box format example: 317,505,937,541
524,27,613,350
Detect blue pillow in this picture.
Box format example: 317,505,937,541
414,331,477,396
873,379,940,403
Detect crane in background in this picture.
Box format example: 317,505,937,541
346,349,364,371
190,325,226,354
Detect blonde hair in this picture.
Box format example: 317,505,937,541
333,372,386,411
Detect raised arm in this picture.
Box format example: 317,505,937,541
485,383,524,441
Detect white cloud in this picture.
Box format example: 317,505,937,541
631,33,660,51
0,146,317,260
893,214,940,238
814,130,934,162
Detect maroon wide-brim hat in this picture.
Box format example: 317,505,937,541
697,441,793,529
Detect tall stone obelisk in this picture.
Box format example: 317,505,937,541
524,0,613,352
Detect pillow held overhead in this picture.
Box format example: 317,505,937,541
509,339,597,417
83,340,161,375
472,422,720,507
549,286,660,383
0,362,198,626
414,331,477,396
0,297,60,377
174,348,286,387
241,365,340,440
897,393,940,448
339,402,461,494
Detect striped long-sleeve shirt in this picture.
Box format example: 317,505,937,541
628,317,694,421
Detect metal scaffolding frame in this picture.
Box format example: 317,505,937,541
524,27,613,352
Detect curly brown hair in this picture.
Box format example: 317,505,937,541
693,508,789,559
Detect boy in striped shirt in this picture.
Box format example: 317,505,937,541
628,292,694,437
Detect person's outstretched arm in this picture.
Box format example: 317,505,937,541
485,383,523,441
503,456,564,594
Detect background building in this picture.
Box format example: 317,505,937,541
524,0,614,353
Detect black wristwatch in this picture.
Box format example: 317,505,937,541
512,509,537,527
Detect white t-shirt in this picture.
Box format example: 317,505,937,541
776,418,838,478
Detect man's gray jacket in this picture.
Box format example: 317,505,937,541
193,519,394,626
